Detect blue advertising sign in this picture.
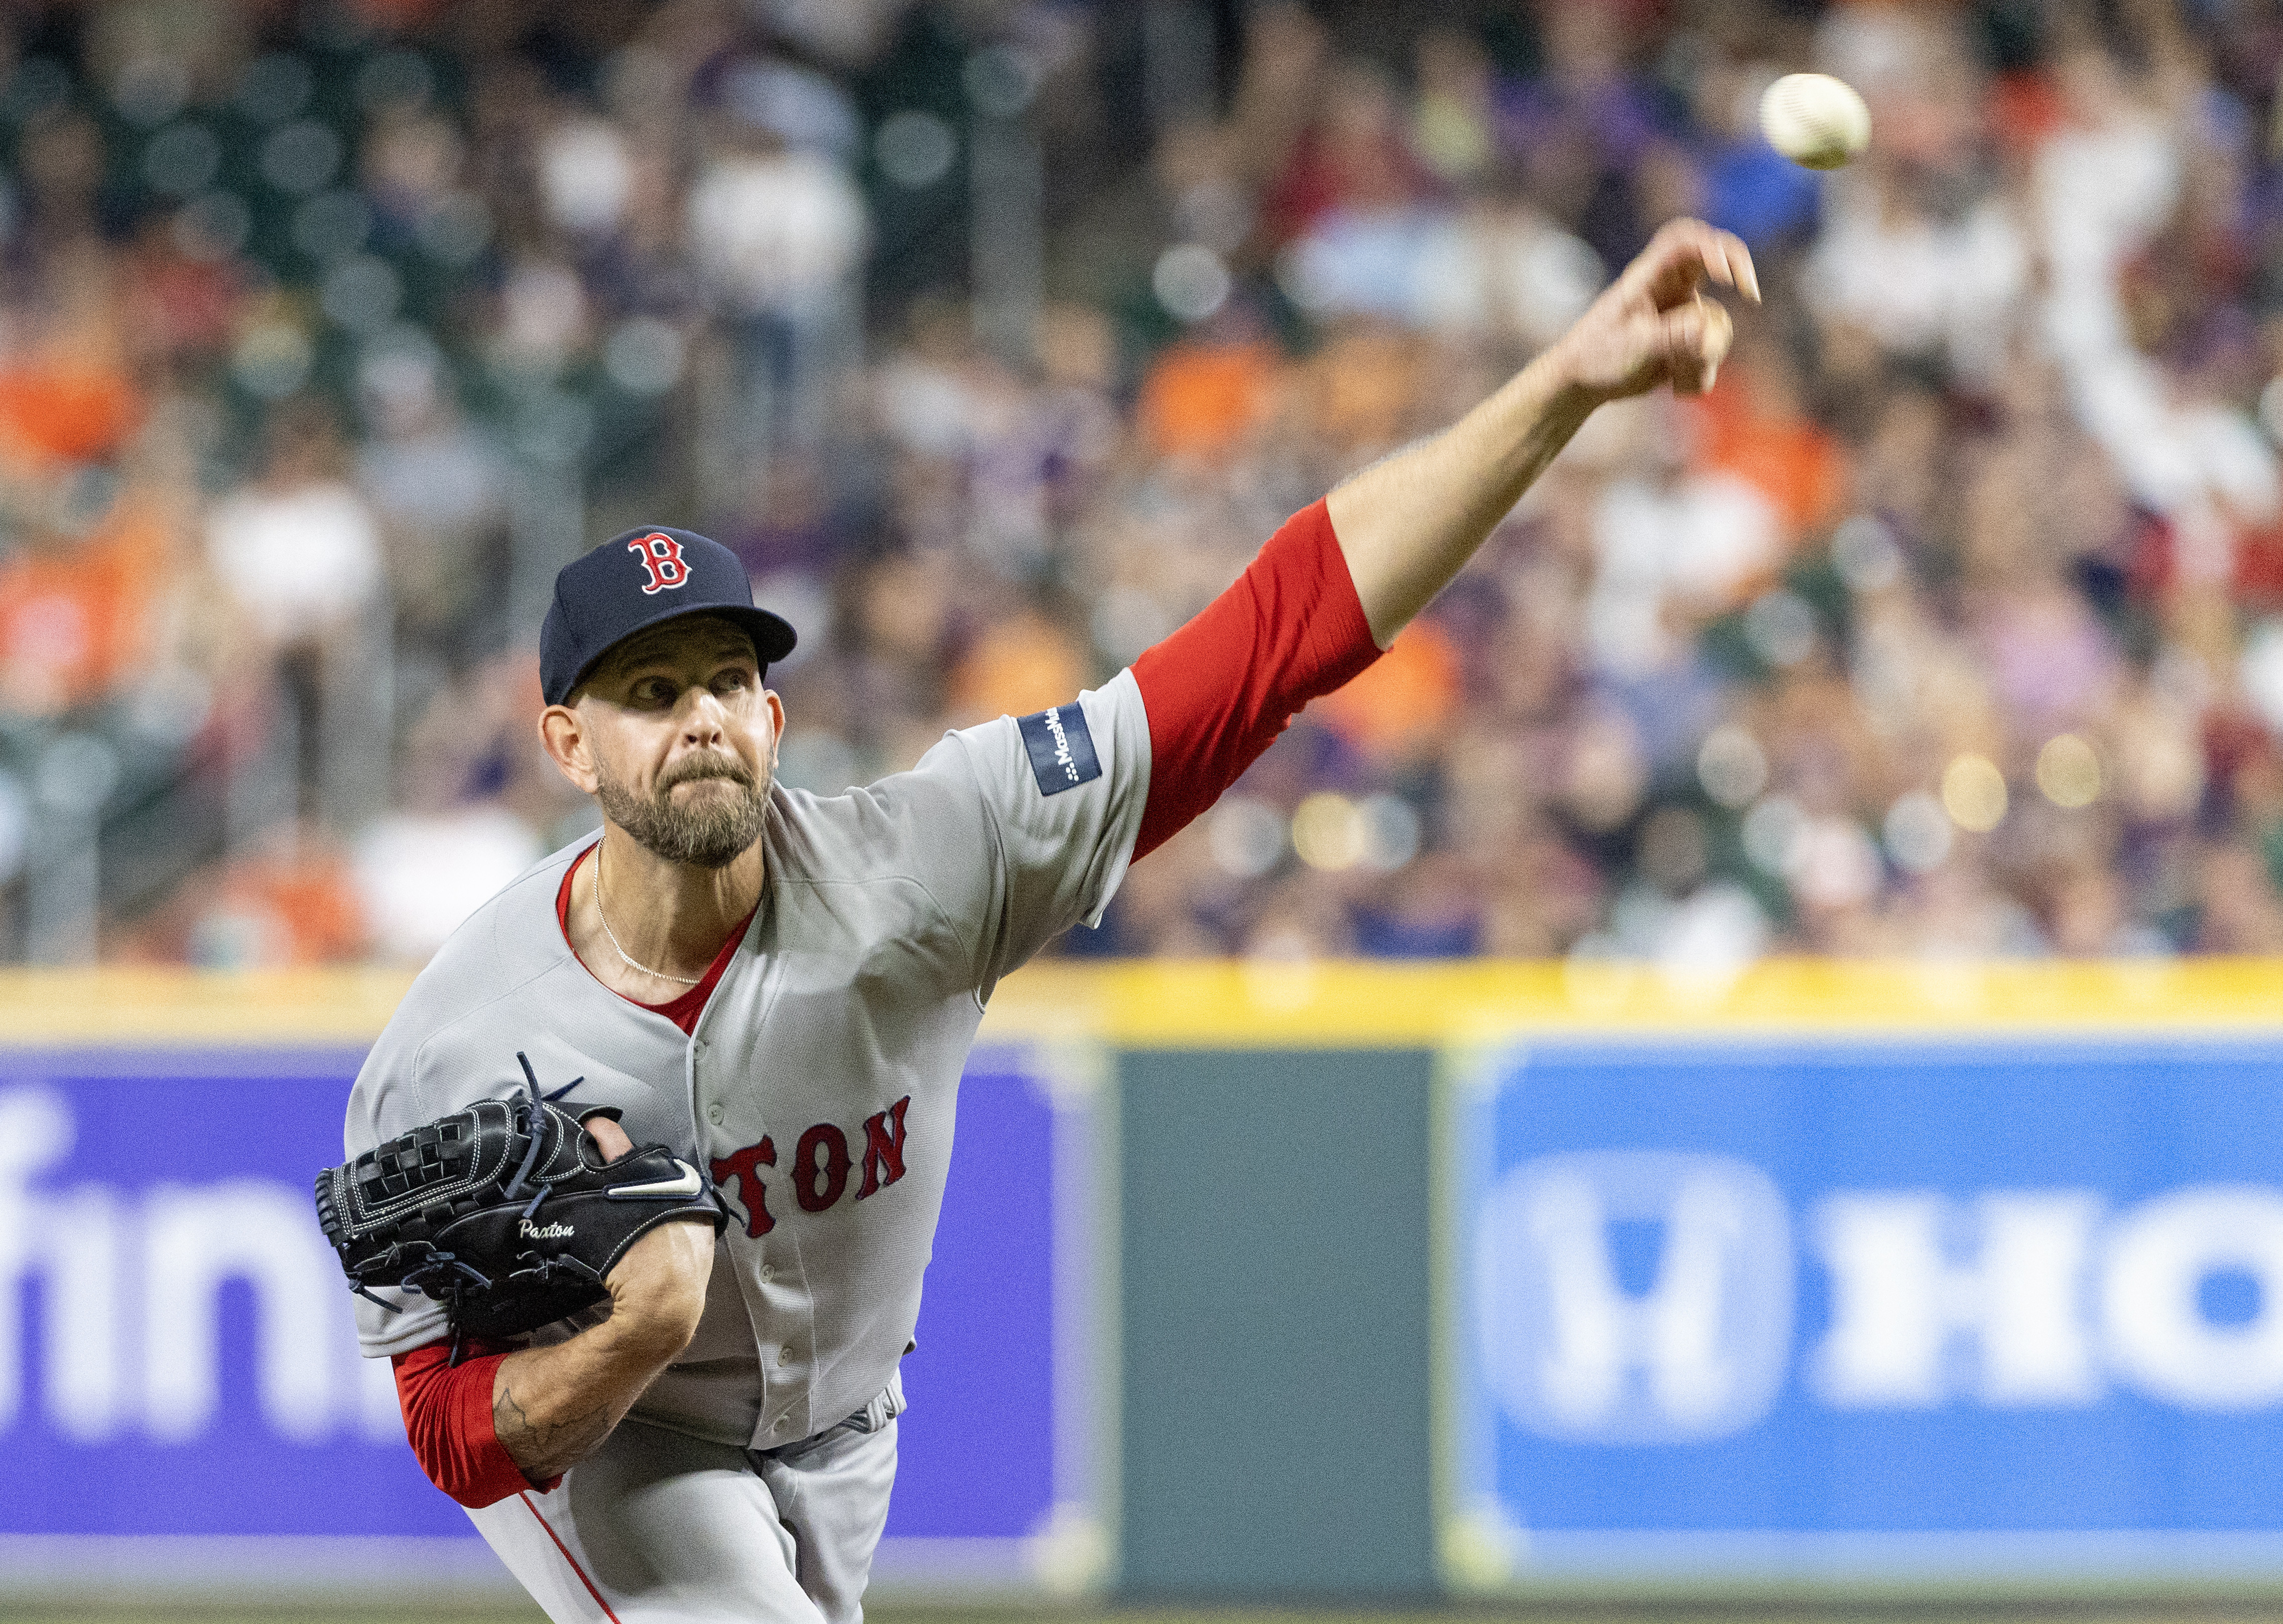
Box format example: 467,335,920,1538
0,1043,1100,1590
1447,1036,2283,1584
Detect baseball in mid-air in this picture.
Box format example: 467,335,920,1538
1759,73,1871,170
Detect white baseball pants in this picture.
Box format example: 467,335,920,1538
466,1389,901,1623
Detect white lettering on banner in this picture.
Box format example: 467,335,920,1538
0,1087,72,1434
144,1182,347,1443
1811,1192,2104,1407
39,1186,125,1440
360,1329,408,1440
1476,1163,2283,1435
0,1085,387,1445
1476,1152,1794,1443
2102,1186,2283,1410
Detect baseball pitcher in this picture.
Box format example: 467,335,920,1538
338,220,1756,1621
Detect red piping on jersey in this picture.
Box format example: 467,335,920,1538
521,1490,625,1622
392,1340,554,1508
1129,498,1383,860
555,844,755,1035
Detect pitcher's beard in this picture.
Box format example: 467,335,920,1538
595,754,769,868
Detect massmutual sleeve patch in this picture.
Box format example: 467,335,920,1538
1017,703,1102,797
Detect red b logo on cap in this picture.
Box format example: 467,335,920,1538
627,533,690,594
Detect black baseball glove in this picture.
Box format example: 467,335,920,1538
316,1053,724,1360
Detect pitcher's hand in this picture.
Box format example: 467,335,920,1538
584,1114,712,1359
1553,218,1759,405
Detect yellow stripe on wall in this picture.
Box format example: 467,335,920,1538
0,968,419,1046
989,957,2283,1045
5,959,2279,1048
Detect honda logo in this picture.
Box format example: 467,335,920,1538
1475,1151,1793,1443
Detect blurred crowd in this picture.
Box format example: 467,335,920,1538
8,0,2283,969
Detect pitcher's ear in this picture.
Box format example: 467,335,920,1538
539,702,597,790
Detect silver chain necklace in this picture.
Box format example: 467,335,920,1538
594,844,705,985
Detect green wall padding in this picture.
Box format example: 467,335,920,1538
1117,1045,1438,1598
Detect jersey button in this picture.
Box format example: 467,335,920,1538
706,1103,724,1125
776,1346,791,1367
759,1263,776,1283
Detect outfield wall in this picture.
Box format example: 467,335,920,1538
4,961,2282,1601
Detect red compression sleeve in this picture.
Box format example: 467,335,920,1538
392,1340,557,1507
1129,498,1383,859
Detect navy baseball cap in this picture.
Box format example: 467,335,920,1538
540,526,798,706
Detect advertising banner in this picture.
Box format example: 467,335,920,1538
1447,1035,2283,1584
0,1041,1102,1591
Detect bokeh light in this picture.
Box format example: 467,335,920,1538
1941,755,2008,834
1291,791,1366,871
2036,734,2103,809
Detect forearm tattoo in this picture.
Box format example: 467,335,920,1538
494,1375,618,1483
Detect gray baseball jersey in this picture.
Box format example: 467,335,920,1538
345,669,1149,1453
